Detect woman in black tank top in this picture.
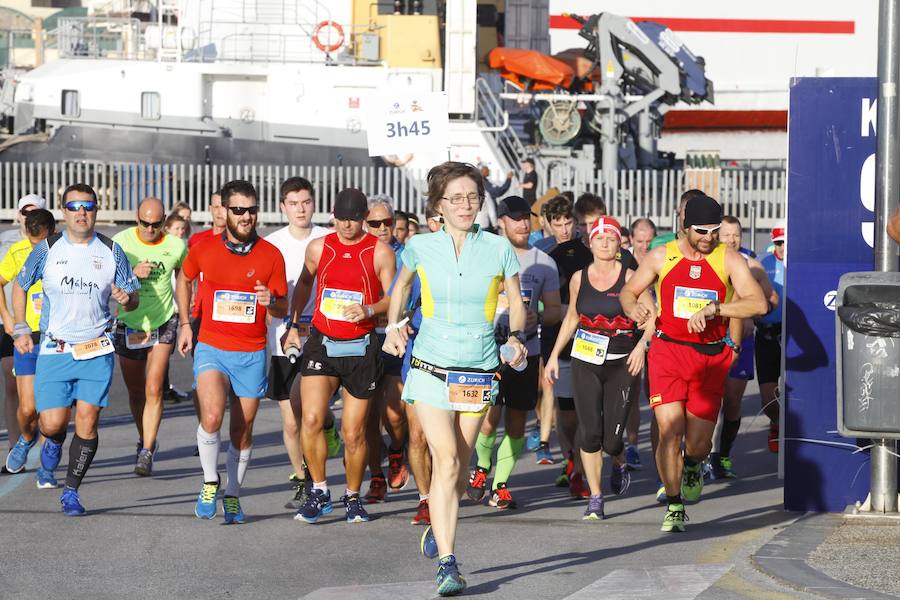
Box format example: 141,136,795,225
544,216,655,520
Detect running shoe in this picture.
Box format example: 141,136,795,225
436,555,466,597
708,453,736,480
655,480,667,504
5,435,36,474
343,492,371,523
364,474,387,504
36,468,58,489
466,466,489,502
768,423,779,453
135,439,159,458
535,443,554,465
222,495,246,524
582,494,605,520
625,445,642,470
324,423,342,458
165,386,190,403
569,473,589,498
295,488,333,524
411,498,430,525
488,483,516,509
609,463,631,496
387,449,410,490
60,486,86,516
661,502,687,533
134,448,154,477
555,453,574,487
194,478,220,519
420,524,438,559
525,427,541,452
285,479,308,510
681,462,704,502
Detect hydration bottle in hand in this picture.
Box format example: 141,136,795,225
500,343,527,372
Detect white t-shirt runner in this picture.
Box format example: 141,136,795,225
265,225,330,357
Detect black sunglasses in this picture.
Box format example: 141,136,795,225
366,218,394,229
227,206,259,216
139,218,164,229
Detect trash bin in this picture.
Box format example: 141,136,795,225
835,272,900,438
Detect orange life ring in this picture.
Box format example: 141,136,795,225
312,20,345,53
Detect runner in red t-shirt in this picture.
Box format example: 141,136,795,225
283,187,396,524
620,194,766,533
176,180,287,524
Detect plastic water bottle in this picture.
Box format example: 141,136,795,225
500,343,527,372
285,345,301,364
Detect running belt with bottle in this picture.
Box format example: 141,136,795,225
313,232,380,340
570,265,638,456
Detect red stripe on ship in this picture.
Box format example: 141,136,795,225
662,110,788,131
549,15,854,34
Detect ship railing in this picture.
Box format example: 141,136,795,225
0,161,786,232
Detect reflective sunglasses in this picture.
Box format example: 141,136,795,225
139,218,165,229
366,218,393,229
227,205,259,216
690,224,721,236
64,200,98,212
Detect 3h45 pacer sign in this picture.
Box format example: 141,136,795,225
365,92,450,158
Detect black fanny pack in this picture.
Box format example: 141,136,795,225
410,356,500,383
655,331,725,356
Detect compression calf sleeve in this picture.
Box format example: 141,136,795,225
224,444,252,497
475,431,497,471
719,419,742,458
492,435,525,488
197,425,220,483
64,435,98,490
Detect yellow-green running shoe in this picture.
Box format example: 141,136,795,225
661,503,687,533
681,462,704,502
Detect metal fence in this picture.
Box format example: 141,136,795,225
0,161,787,228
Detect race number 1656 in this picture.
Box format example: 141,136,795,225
386,120,431,138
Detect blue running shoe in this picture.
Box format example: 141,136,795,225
222,495,245,524
294,488,333,524
60,487,86,516
436,555,466,597
5,435,36,474
582,494,605,520
194,478,220,519
420,524,438,559
342,492,370,523
40,438,63,471
625,445,642,470
655,480,667,504
535,443,554,465
36,468,58,489
525,427,541,452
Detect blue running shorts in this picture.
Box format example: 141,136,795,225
193,342,268,399
35,351,115,410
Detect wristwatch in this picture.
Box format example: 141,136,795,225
508,330,527,345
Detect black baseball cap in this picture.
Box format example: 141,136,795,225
498,195,535,220
333,188,368,221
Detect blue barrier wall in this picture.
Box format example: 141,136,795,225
784,77,885,512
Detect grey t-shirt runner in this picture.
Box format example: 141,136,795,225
494,246,559,356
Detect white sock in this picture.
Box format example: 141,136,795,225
419,494,429,502
345,489,359,497
196,425,220,483
224,444,252,497
313,480,329,494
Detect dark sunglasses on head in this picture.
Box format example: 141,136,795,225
227,206,259,216
139,218,165,229
366,218,394,229
64,200,98,212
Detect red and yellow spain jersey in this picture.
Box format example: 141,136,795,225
655,240,733,344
